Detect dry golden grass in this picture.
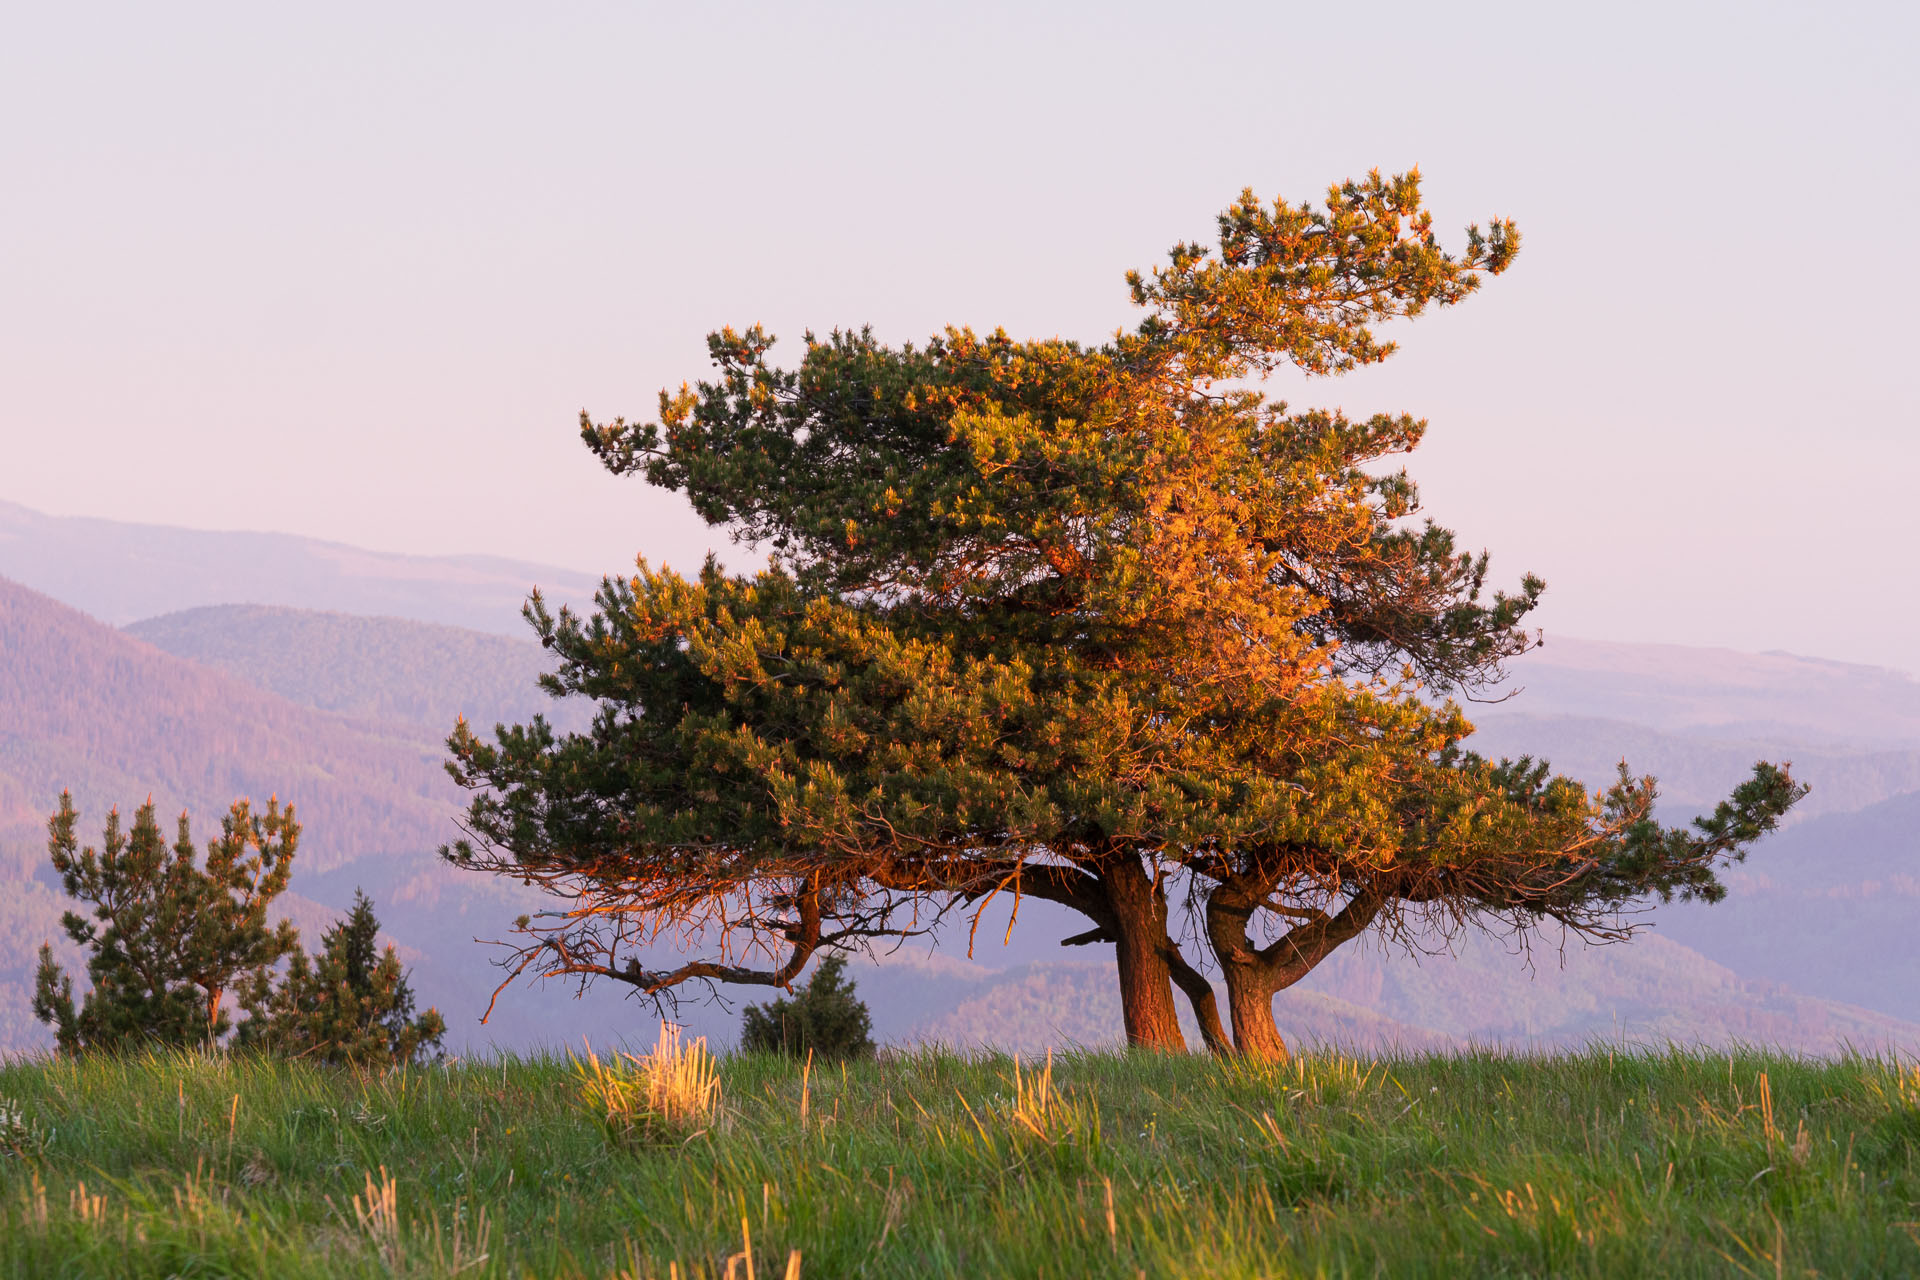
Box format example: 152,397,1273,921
574,1023,722,1143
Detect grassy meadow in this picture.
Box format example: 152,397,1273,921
1,1042,1918,1278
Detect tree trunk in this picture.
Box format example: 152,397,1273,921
1203,883,1277,1058
1204,880,1388,1063
1223,968,1289,1062
1103,857,1187,1052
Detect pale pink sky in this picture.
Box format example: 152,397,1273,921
2,3,1915,668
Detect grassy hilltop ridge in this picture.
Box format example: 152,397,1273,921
1,1047,1917,1278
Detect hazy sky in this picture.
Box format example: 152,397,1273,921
3,3,1916,669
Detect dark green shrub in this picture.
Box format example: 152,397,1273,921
237,890,444,1066
739,954,874,1060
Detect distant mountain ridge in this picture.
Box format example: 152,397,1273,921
1464,712,1920,824
1481,635,1920,749
0,498,601,635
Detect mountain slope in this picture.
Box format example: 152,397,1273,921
0,498,600,636
1295,929,1920,1055
1655,787,1920,1024
124,604,586,736
1465,712,1920,824
0,575,457,880
0,577,687,1056
0,573,489,1051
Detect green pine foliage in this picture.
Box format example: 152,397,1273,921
237,890,445,1067
738,953,875,1061
31,792,299,1053
446,170,1804,1058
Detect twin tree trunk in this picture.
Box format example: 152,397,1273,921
1096,855,1254,1057
1206,883,1387,1063
1094,855,1383,1061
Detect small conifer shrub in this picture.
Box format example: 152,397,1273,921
237,890,445,1067
739,953,875,1061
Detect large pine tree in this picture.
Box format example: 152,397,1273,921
447,171,1803,1056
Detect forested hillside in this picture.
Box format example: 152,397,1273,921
0,576,461,1050
0,577,455,880
1448,641,1920,1034
1656,788,1920,1024
126,604,587,736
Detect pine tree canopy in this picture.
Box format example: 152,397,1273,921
33,792,298,1053
446,170,1805,1058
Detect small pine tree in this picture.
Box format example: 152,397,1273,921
33,793,299,1053
237,890,445,1066
739,953,875,1061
